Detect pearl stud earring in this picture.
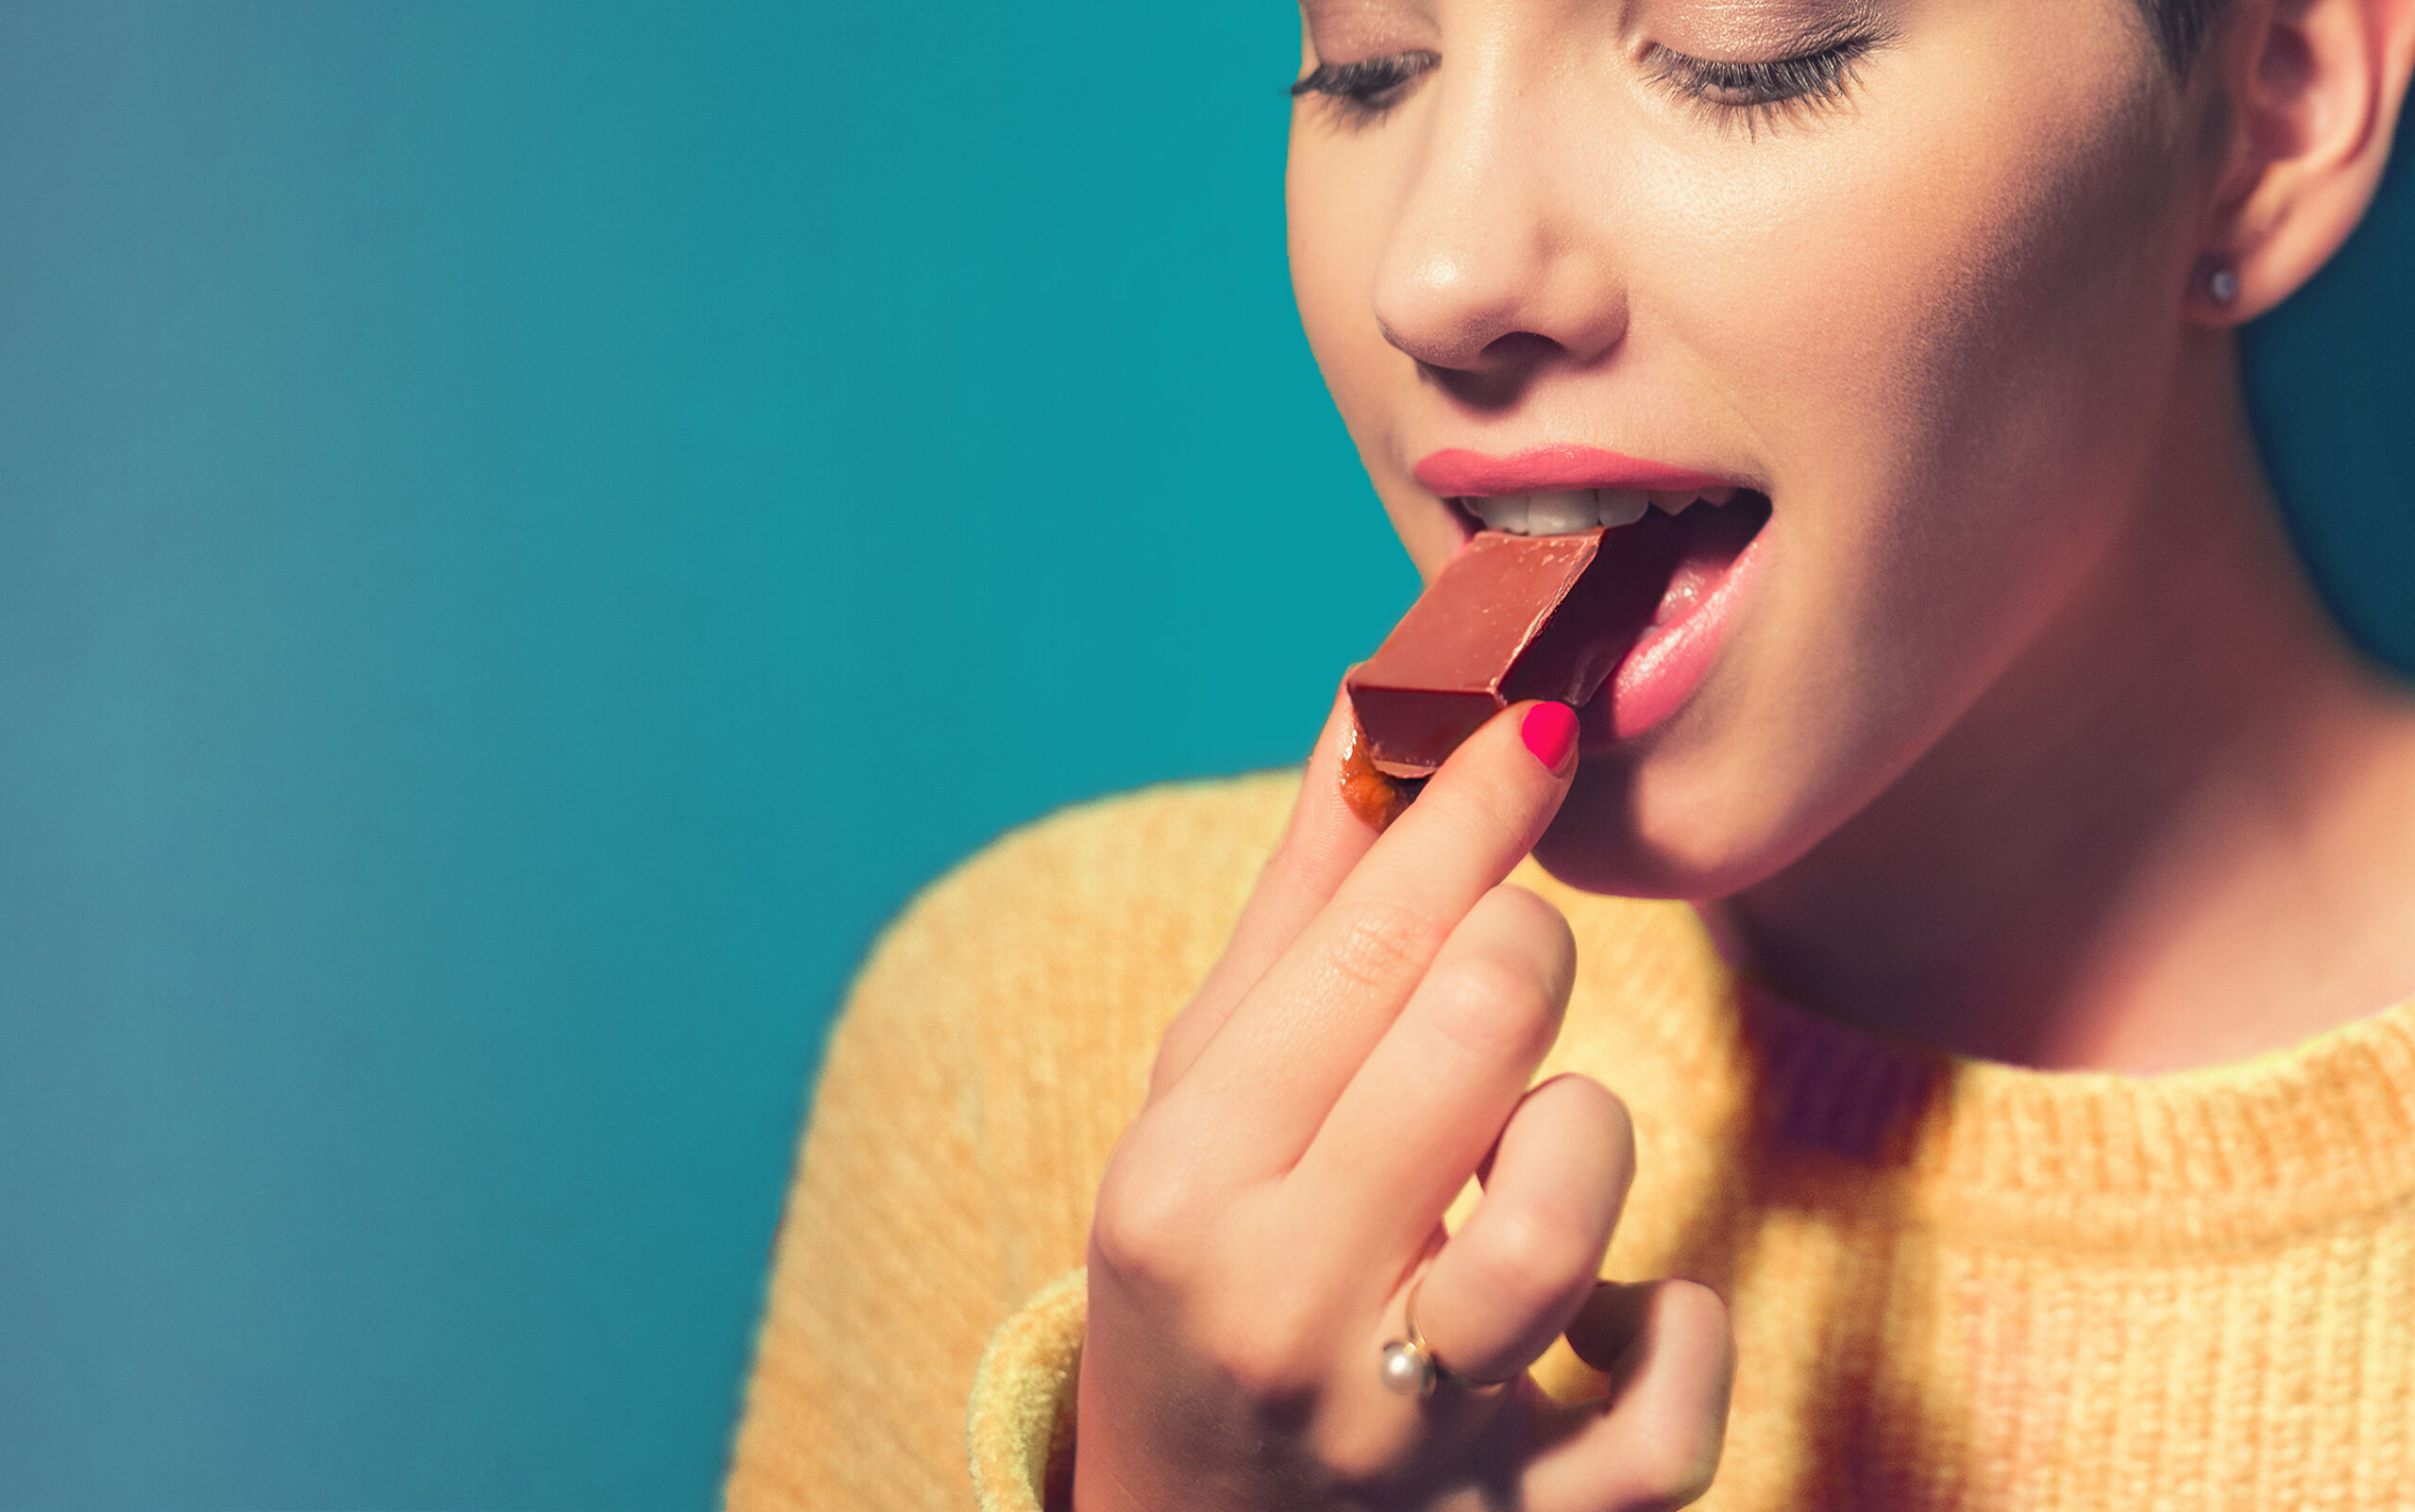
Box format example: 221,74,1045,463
2207,264,2240,306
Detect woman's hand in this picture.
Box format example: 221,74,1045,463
1073,692,1735,1512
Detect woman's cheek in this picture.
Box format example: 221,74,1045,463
1602,106,2178,882
1288,163,1362,398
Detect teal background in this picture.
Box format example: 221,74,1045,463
0,3,2406,1507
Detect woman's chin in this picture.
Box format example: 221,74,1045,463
1529,766,1788,904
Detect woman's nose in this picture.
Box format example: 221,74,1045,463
1369,76,1629,381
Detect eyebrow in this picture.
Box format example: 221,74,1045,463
1669,0,1895,54
1298,0,1429,37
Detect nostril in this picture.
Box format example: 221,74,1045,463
1478,330,1564,367
1418,330,1567,411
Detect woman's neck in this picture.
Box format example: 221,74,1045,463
1712,346,2415,1073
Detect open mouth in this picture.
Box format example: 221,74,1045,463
1448,484,1771,636
1343,469,1774,780
1444,484,1774,743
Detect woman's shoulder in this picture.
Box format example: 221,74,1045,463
900,769,1301,955
742,777,1304,1511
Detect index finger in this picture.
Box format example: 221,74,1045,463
1156,699,1581,1172
1146,683,1395,1099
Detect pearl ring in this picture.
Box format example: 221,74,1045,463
1378,1275,1518,1398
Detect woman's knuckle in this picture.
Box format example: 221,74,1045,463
1484,883,1578,980
1322,898,1437,995
1423,949,1560,1061
1469,1207,1595,1302
1617,1425,1723,1510
1555,1072,1637,1158
1660,1278,1734,1360
1089,1147,1206,1284
1447,947,1551,1012
1201,1294,1326,1402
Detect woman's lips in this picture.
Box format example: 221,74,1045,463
1414,444,1734,497
1432,482,1768,746
1399,443,1769,747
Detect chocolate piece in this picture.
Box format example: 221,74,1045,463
1346,529,1628,780
1337,719,1422,831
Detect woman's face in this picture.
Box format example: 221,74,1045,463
1290,0,2215,898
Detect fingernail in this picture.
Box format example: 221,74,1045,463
1520,701,1579,774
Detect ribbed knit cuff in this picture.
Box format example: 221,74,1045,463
967,1269,1085,1512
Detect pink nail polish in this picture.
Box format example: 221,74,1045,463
1520,701,1579,773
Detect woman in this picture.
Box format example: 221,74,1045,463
730,0,2415,1506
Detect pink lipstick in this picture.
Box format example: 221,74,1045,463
1413,445,1733,497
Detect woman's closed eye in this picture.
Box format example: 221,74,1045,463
1647,34,1883,127
1293,33,1883,134
1291,52,1439,126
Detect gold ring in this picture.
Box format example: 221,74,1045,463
1377,1275,1518,1398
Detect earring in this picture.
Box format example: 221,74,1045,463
2207,263,2240,306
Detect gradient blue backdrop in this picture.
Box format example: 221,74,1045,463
1,4,2407,1507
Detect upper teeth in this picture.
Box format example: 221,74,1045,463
1463,487,1738,536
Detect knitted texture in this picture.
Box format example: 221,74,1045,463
726,774,2415,1511
967,1269,1085,1511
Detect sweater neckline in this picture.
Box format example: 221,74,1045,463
1748,983,2415,1232
1569,893,2415,1248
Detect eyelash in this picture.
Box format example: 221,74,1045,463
1289,52,1439,126
1646,37,1877,127
1288,36,1877,131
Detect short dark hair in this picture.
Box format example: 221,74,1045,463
2142,0,2228,69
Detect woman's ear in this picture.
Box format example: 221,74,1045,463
2190,0,2415,324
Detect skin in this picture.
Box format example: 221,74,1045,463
1076,1,2415,1507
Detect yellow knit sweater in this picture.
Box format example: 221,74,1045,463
725,773,2415,1511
